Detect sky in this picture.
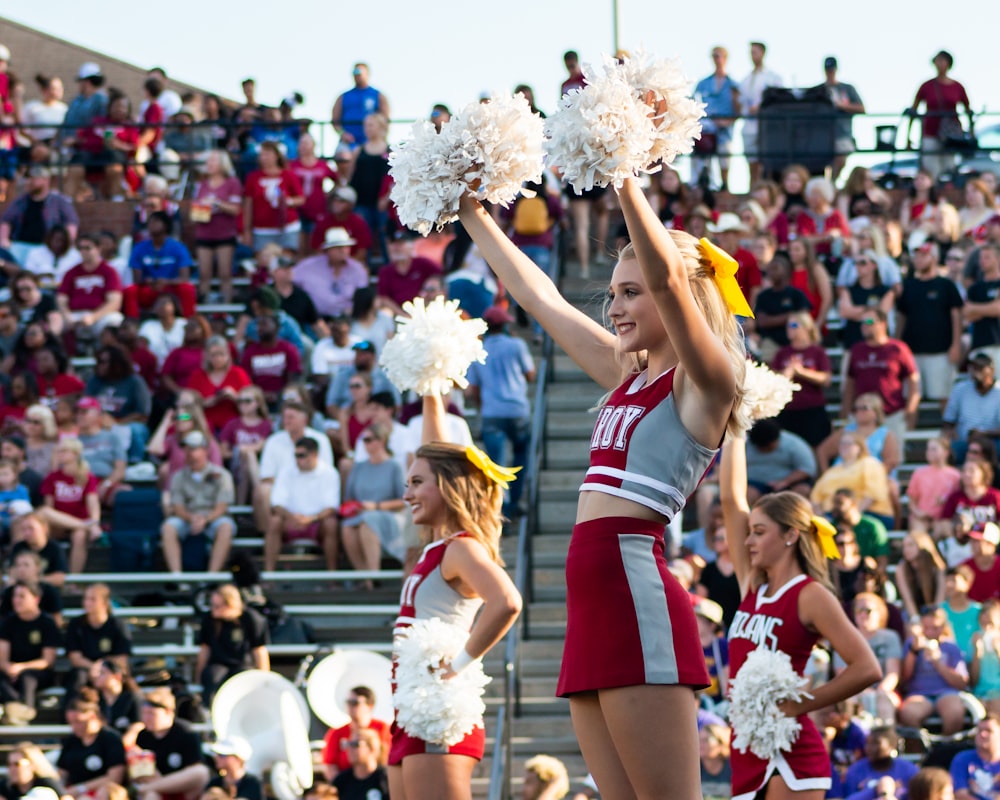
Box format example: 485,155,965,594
3,0,999,190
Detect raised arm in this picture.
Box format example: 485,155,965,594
420,394,449,446
616,178,736,407
719,435,752,594
457,194,622,390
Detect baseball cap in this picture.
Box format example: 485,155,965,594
331,186,357,205
144,687,176,712
210,736,252,762
824,56,838,70
0,45,10,63
77,397,102,411
693,598,724,627
182,431,208,449
482,306,514,325
970,522,1000,546
388,226,418,242
969,351,995,368
77,62,102,80
352,340,376,353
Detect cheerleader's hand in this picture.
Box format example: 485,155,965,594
434,657,457,681
777,699,804,718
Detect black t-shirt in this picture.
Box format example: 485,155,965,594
0,776,61,800
198,609,269,669
57,727,126,784
967,279,1000,349
65,615,132,662
897,275,964,354
18,292,59,328
0,582,62,618
753,286,812,345
15,468,43,507
136,721,203,775
0,612,62,662
18,199,47,245
101,689,144,736
841,283,893,348
10,539,68,577
333,767,390,800
279,286,319,330
208,773,264,800
697,562,742,630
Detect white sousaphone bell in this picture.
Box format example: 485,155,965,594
211,671,313,800
303,649,394,729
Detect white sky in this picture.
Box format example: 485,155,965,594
3,0,999,190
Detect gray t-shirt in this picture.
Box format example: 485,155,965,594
78,429,127,479
746,431,817,486
834,626,901,677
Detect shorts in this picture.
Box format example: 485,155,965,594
388,720,485,765
915,353,956,400
195,238,238,249
284,523,320,543
163,515,235,541
556,516,709,696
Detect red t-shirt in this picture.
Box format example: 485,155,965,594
939,487,1000,523
41,469,98,520
846,339,917,416
57,262,123,312
193,177,243,241
161,346,206,390
790,267,823,320
770,345,831,411
142,102,164,149
376,257,442,308
245,170,304,229
240,341,301,395
77,117,141,155
37,373,86,407
310,211,373,256
960,556,1000,603
129,345,159,391
289,159,338,222
185,366,252,434
795,209,851,256
915,78,970,138
734,247,762,302
320,720,392,772
219,418,273,450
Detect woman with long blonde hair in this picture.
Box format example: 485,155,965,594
812,431,895,528
719,436,880,800
896,530,947,621
770,311,832,448
39,437,101,574
457,169,748,799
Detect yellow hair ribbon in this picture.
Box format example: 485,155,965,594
464,446,521,489
811,515,841,560
697,237,755,319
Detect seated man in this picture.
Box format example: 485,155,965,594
744,418,817,503
321,685,391,781
160,431,236,574
376,227,441,317
0,580,61,723
133,687,210,800
240,314,301,412
266,437,340,572
123,211,197,318
56,232,124,347
942,351,1000,464
332,728,389,800
309,187,372,261
950,714,1000,800
830,488,891,574
206,737,262,800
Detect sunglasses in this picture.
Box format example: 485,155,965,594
854,404,872,411
237,398,256,405
361,436,375,443
861,317,877,325
787,321,800,329
349,383,365,389
294,451,309,459
854,606,876,615
345,698,361,706
176,413,193,422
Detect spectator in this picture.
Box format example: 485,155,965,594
242,141,304,252
961,522,1000,603
57,688,127,798
466,306,536,516
898,604,969,735
348,286,394,356
336,371,374,461
84,345,151,464
896,530,948,621
750,253,811,362
112,319,158,394
73,93,140,201
254,401,333,532
504,175,564,291
21,74,67,149
836,595,903,724
195,585,268,704
841,308,920,445
744,418,816,503
0,373,40,430
692,46,741,192
770,310,832,448
944,565,982,668
138,294,186,367
818,392,901,478
159,316,211,399
0,166,79,268
812,431,895,529
943,352,1000,464
737,41,783,183
161,108,212,176
0,549,62,624
310,314,359,391
321,685,391,782
93,659,144,740
240,314,301,412
133,687,211,800
325,340,399,414
331,63,390,150
75,397,126,506
290,133,338,249
309,186,373,261
238,285,306,356
39,437,101,574
841,725,918,800
97,230,130,288
65,583,130,692
132,175,180,245
949,714,1000,800
146,391,222,488
219,385,271,506
351,392,413,475
695,523,740,629
785,237,833,325
0,580,61,723
697,723,732,800
0,298,18,359
376,228,442,317
206,738,262,800
831,488,891,572
293,227,368,318
186,336,251,435
838,166,891,224
192,150,242,304
940,460,1000,567
123,211,196,319
339,423,405,585
13,272,64,337
268,255,321,340
8,511,67,586
960,182,998,245
561,50,586,95
817,57,866,181
908,50,973,180
347,113,390,264
21,405,58,476
60,63,108,200
796,177,852,262
332,727,389,800
265,436,340,572
0,457,30,538
0,744,62,800
57,232,125,348
970,601,1000,716
964,245,1000,366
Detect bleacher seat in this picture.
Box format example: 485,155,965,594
108,488,163,572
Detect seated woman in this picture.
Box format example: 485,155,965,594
834,592,903,723
22,225,81,290
65,583,132,699
812,431,895,528
92,659,145,744
898,604,969,735
788,237,832,324
32,347,85,409
937,460,1000,565
22,404,59,476
340,422,407,590
895,530,947,622
146,391,222,489
817,393,900,477
336,371,375,464
2,322,65,378
0,743,63,800
836,166,891,222
138,294,186,367
57,688,126,799
795,176,852,263
39,437,101,574
969,600,1000,717
770,311,832,449
0,373,41,433
219,385,272,506
195,585,269,705
83,345,151,464
348,286,395,356
698,723,732,800
907,437,962,533
11,271,64,335
185,335,251,436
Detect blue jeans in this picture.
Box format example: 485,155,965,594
357,204,388,265
481,416,531,509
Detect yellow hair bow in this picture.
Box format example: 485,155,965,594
811,515,841,560
697,237,755,319
464,446,521,489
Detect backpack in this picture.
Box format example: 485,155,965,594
512,195,551,236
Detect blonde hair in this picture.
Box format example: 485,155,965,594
366,422,393,455
524,755,570,799
204,149,235,178
855,392,886,425
56,437,92,487
12,742,59,779
786,310,820,345
839,430,871,457
25,404,57,441
414,442,505,563
614,234,749,436
701,722,732,758
752,492,836,593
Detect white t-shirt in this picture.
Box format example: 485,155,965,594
260,428,334,480
353,422,414,474
270,460,341,516
22,99,68,141
24,247,81,286
138,318,188,365
309,335,359,378
349,312,395,355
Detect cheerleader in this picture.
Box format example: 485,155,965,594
719,435,881,800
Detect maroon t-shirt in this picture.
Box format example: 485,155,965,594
376,257,441,308
289,159,338,222
58,262,122,312
41,469,98,519
770,345,831,411
161,345,205,390
960,556,1000,603
220,417,273,450
915,78,971,138
240,341,301,395
939,487,1000,523
193,177,243,241
846,339,917,416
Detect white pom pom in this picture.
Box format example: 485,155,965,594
544,50,704,192
741,361,800,421
388,95,544,235
393,618,491,746
728,648,811,760
379,296,487,396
